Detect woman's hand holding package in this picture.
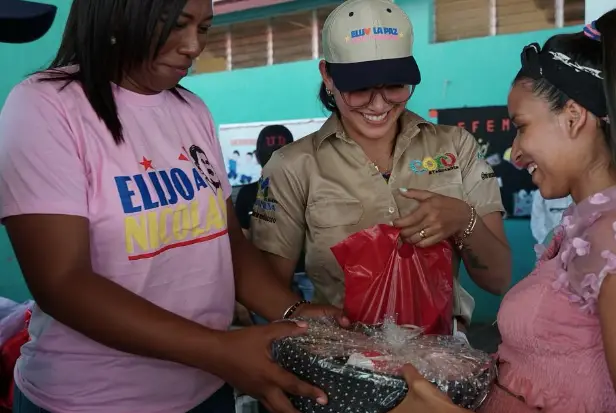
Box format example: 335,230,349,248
212,320,328,413
391,364,468,413
393,188,471,247
294,303,351,327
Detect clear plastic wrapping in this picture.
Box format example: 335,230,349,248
273,317,496,413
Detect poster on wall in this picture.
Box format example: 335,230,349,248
219,118,327,186
434,106,537,218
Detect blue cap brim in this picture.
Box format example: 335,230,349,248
328,55,421,92
0,0,57,44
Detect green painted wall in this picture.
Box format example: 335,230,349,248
0,0,579,321
0,0,71,302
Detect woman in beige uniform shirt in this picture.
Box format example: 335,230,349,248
250,0,511,333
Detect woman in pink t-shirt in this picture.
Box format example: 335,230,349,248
391,9,616,413
0,0,346,412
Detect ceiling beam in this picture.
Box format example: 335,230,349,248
214,0,295,15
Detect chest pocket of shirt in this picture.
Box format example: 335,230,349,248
306,198,364,229
305,198,364,273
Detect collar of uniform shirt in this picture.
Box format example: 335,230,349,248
314,110,435,151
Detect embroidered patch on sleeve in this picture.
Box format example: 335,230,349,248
252,176,278,224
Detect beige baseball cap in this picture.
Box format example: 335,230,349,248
322,0,421,92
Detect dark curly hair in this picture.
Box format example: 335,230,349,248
513,9,616,162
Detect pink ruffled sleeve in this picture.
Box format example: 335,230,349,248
562,212,616,314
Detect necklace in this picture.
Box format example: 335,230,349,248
366,143,395,175
372,160,392,174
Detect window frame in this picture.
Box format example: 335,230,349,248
191,2,340,74
433,0,584,43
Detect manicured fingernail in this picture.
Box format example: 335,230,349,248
295,321,308,328
388,221,394,226
317,397,327,405
399,187,408,192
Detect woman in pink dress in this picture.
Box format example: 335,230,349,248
392,9,616,413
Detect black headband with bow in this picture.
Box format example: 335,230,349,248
519,42,608,121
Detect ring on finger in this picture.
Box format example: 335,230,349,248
419,229,428,239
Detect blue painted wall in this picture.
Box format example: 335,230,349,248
0,0,580,320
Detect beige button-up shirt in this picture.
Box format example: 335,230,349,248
250,111,504,324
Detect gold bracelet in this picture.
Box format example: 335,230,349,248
282,299,310,319
454,204,477,250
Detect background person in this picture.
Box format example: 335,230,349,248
530,191,572,244
236,125,295,238
235,125,311,324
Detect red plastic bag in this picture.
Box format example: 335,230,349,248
331,224,454,335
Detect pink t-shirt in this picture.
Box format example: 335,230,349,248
0,72,235,413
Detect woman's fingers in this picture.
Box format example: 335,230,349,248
393,205,429,229
401,364,424,383
400,225,444,247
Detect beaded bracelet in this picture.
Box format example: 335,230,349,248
454,204,477,250
282,299,310,319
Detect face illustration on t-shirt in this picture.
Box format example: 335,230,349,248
189,144,222,192
112,145,228,262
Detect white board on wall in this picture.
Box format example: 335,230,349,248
586,0,614,23
219,118,327,186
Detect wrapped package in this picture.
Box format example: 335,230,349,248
273,317,496,413
331,224,454,334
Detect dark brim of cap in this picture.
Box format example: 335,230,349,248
328,56,421,92
0,0,57,44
